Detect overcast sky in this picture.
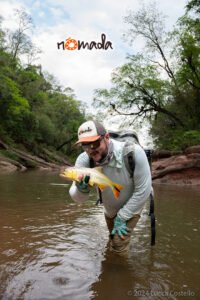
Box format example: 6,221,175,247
0,0,187,145
0,0,187,101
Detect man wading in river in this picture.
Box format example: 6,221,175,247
69,121,152,254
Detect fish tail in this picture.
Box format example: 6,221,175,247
112,183,123,199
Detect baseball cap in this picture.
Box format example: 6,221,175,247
75,120,107,144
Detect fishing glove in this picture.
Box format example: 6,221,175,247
76,175,90,193
112,215,129,238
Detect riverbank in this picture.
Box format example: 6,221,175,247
152,145,200,185
0,140,71,172
1,139,200,185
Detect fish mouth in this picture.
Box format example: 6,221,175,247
59,173,72,182
60,172,67,177
60,171,69,178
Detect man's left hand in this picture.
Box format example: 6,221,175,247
111,215,129,239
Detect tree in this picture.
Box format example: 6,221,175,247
0,15,86,156
94,54,184,127
8,9,40,63
93,1,200,150
0,17,5,50
93,3,183,124
186,0,200,14
123,3,179,88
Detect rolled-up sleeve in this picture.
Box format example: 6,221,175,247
69,152,90,203
118,144,152,220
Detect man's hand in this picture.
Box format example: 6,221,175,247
76,174,90,193
111,215,129,239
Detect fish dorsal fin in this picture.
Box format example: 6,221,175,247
94,166,103,173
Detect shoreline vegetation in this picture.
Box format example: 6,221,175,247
0,139,71,172
1,139,200,186
0,3,199,186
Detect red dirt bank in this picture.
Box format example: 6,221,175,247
152,145,200,185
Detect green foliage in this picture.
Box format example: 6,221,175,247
182,130,200,148
4,77,30,114
0,73,30,143
0,149,19,162
158,130,200,151
186,0,200,14
94,0,200,150
0,15,86,160
35,113,56,144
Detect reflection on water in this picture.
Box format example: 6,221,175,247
0,171,200,299
93,185,200,300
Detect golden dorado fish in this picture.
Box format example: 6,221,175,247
60,166,123,199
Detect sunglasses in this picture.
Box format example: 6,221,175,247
81,137,103,151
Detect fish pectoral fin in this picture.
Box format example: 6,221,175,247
112,183,123,199
94,167,103,173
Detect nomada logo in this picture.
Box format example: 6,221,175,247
57,33,113,51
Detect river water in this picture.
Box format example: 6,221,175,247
0,170,199,300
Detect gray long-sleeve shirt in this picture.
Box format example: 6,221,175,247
69,139,152,220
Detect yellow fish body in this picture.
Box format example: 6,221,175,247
60,166,123,199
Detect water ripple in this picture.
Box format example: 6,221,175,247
1,174,200,299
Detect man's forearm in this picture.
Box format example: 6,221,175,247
118,144,152,220
117,183,152,220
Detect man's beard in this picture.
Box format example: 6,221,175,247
89,149,107,162
95,141,113,165
97,151,107,163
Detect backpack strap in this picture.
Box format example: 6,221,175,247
123,141,136,178
149,192,156,246
143,149,155,245
124,153,135,178
123,142,156,246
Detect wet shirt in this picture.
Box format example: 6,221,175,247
69,139,152,220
